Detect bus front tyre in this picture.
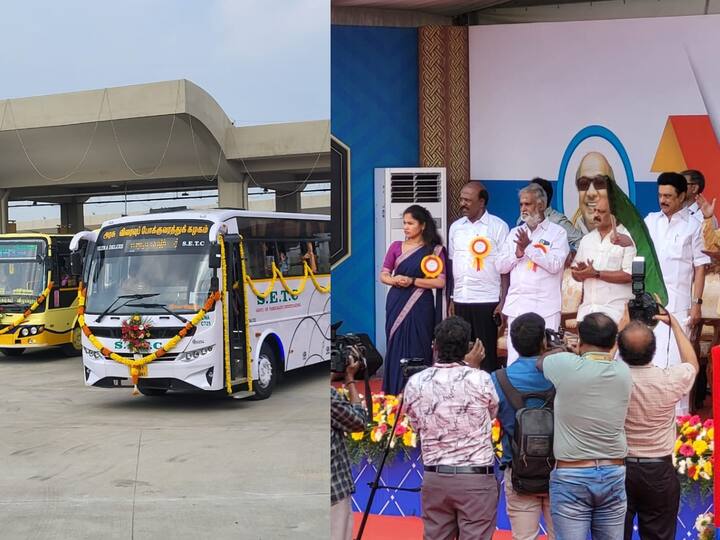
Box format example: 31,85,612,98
61,326,83,357
250,345,278,400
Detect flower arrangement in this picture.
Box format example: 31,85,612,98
673,415,714,497
695,512,715,540
120,314,153,353
492,418,503,460
344,391,505,465
344,392,418,464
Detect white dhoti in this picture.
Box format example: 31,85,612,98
653,309,691,414
506,312,561,366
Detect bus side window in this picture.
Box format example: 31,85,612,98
246,240,273,279
276,242,290,274
314,239,330,274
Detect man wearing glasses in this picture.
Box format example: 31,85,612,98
682,169,717,227
572,152,613,235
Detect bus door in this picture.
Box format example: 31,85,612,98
50,239,79,310
222,235,248,383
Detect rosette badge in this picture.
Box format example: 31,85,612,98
469,237,491,270
420,254,444,279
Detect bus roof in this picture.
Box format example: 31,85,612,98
0,233,74,242
98,209,329,229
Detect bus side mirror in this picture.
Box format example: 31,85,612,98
70,252,83,276
209,244,222,268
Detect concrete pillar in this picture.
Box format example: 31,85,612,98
59,198,87,233
218,174,248,209
0,190,9,234
275,190,301,213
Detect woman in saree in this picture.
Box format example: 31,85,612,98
379,205,445,395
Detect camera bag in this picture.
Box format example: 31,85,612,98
496,369,555,495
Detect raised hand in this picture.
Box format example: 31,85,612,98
697,194,716,220
515,228,531,258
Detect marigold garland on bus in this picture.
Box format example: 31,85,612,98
76,284,221,384
0,281,54,335
244,261,330,299
218,235,233,395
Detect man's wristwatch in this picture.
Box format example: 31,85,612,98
693,297,703,305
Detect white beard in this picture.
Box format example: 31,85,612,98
521,213,542,228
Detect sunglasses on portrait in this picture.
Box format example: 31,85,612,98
575,175,610,191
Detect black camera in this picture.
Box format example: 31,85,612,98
627,257,659,327
400,357,427,379
330,322,383,381
545,328,566,349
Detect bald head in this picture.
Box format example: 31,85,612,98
617,321,656,366
576,152,615,181
459,181,489,221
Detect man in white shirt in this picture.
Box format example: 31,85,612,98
645,172,709,414
572,197,636,323
448,181,510,372
682,169,718,227
497,183,569,365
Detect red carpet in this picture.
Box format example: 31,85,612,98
352,513,546,539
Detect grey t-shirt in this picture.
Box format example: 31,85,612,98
544,351,632,460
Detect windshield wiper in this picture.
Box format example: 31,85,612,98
125,302,189,324
95,293,159,323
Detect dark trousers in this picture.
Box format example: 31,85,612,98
624,459,680,540
454,302,499,373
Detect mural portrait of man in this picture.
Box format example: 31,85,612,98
572,151,613,234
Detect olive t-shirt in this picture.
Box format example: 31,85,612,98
543,351,632,460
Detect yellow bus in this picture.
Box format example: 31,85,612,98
0,234,82,356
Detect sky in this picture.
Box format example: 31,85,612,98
0,0,329,125
0,0,330,222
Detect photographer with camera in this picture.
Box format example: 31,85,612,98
538,313,632,539
404,316,499,539
330,347,368,540
618,306,698,540
491,313,556,540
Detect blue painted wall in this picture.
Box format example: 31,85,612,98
331,25,419,337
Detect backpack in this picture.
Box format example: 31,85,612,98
496,369,555,495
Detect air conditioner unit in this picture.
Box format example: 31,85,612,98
374,167,447,357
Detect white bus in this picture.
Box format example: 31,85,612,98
71,209,330,399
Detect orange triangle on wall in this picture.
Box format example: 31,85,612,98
651,118,687,173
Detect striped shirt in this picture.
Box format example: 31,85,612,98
625,363,697,457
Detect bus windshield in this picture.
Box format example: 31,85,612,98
0,239,47,306
85,221,214,315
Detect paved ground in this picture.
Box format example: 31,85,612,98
0,349,329,540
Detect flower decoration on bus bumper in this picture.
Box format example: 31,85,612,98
76,283,221,385
120,314,153,353
0,281,54,335
673,415,713,496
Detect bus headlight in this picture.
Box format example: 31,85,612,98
19,326,44,337
178,345,215,362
